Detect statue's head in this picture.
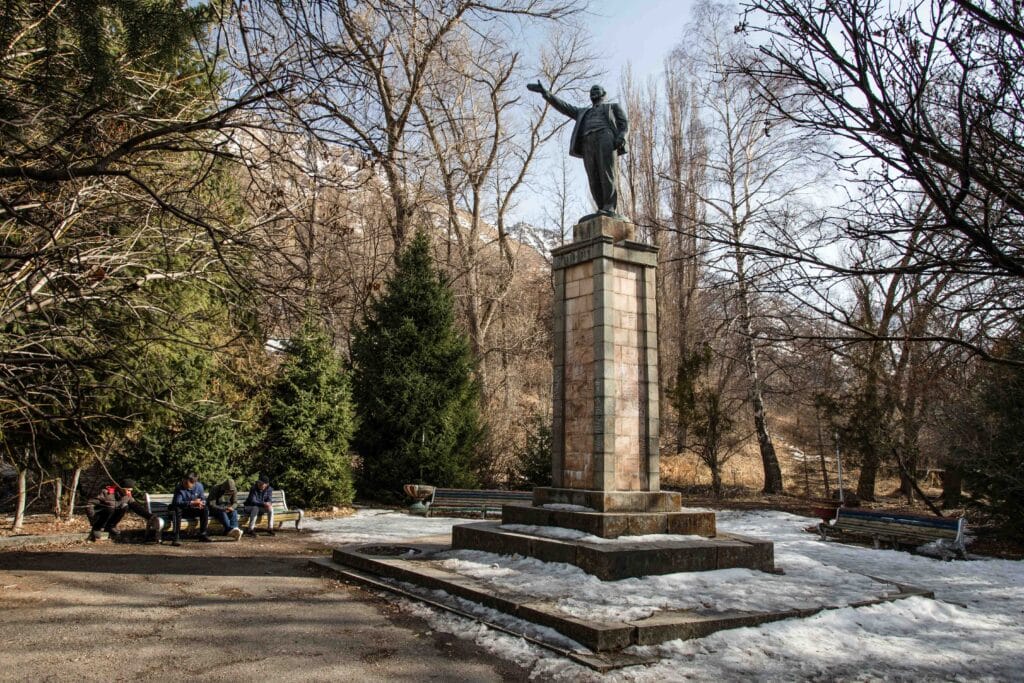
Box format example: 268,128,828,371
589,85,606,104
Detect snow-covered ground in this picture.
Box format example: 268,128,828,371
311,509,1024,681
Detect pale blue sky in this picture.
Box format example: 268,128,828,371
585,0,697,93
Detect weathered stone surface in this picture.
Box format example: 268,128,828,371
625,513,668,536
629,610,797,646
572,215,636,242
323,541,925,655
666,511,717,537
517,603,634,651
723,532,775,570
550,235,659,493
451,522,772,579
501,503,716,540
532,487,682,512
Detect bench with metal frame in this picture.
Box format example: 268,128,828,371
425,488,532,518
146,489,304,535
819,507,967,558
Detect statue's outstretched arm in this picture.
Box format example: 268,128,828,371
527,81,580,119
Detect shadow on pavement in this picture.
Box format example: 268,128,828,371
0,550,312,577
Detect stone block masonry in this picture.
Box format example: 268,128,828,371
551,218,659,493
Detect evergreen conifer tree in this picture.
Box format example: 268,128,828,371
962,322,1024,539
351,231,482,500
261,315,356,507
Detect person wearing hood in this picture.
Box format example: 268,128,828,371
208,478,243,541
243,476,275,537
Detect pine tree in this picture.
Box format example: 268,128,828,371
517,414,552,488
261,315,357,508
961,323,1024,539
351,231,482,500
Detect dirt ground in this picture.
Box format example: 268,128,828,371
0,530,529,682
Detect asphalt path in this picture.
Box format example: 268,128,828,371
0,531,528,682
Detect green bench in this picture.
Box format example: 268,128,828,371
146,489,304,535
819,507,967,558
425,488,532,518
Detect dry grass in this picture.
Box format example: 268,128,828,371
660,440,924,503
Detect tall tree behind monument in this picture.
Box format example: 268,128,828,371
674,1,826,493
619,61,710,455
351,231,483,500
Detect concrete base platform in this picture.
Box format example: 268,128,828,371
326,541,933,655
502,502,716,539
453,521,773,580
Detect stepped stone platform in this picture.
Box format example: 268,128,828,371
500,503,715,539
453,520,774,580
463,487,768,579
323,540,932,655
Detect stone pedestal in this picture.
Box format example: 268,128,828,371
453,215,774,577
550,219,659,493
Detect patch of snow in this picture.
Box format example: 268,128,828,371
540,503,595,512
431,547,894,622
499,523,704,545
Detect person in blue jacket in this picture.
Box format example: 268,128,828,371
168,472,211,546
243,476,275,536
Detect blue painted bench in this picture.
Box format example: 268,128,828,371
819,507,967,558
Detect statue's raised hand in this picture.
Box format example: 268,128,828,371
526,80,547,95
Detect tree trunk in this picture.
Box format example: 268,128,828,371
857,450,879,502
735,254,783,494
898,469,916,504
710,458,723,500
815,410,831,497
12,469,27,531
52,476,63,519
941,467,963,508
66,467,82,522
855,371,884,503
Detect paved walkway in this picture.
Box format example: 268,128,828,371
0,533,527,682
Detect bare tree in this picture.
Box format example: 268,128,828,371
740,0,1024,362
676,0,825,493
410,25,592,475
234,0,584,252
663,54,710,450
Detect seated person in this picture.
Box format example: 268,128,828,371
243,476,275,536
168,472,211,546
85,478,150,540
208,478,243,541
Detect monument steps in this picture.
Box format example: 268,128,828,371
452,521,775,580
319,543,932,662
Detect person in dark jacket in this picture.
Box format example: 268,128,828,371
168,472,210,546
208,478,242,541
243,476,275,536
85,478,150,540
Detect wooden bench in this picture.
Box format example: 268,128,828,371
146,489,304,535
425,488,532,518
819,507,967,558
